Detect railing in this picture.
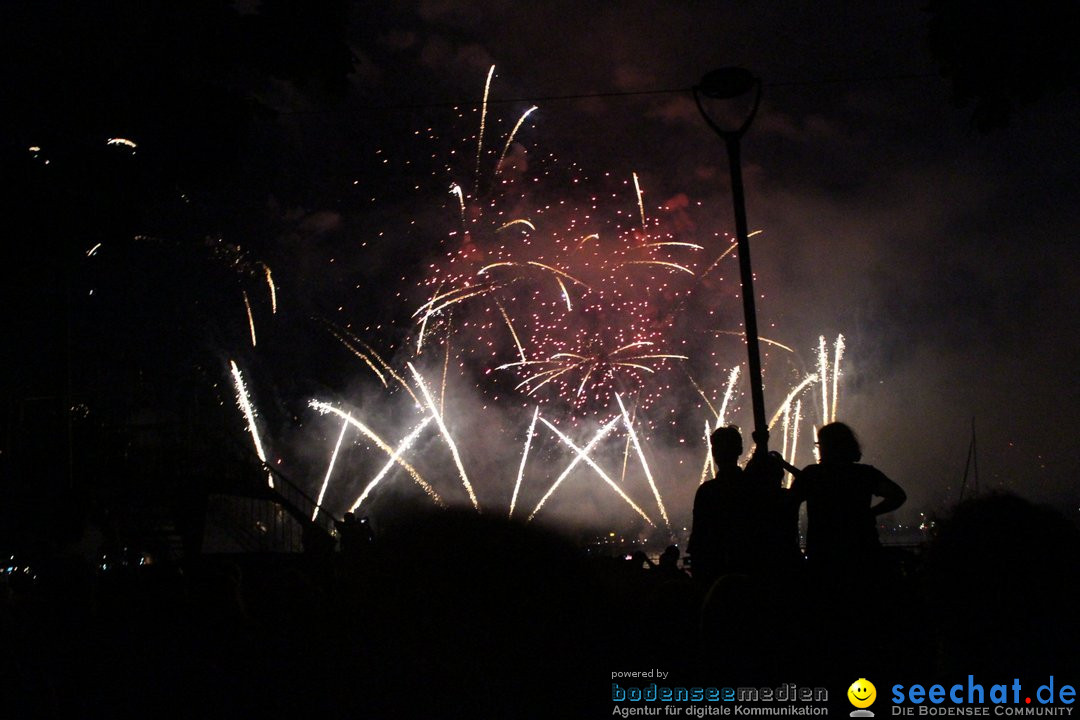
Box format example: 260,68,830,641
209,440,338,554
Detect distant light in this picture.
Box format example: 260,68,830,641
28,146,41,152
106,137,137,149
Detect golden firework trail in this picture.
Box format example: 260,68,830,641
229,361,273,489
788,399,802,487
527,415,620,522
523,366,577,395
261,263,277,314
716,365,741,429
414,284,500,318
620,429,633,485
781,403,791,463
322,324,388,387
685,370,718,418
440,318,452,415
818,336,829,423
509,406,540,519
349,416,439,513
555,276,572,311
496,105,538,174
496,358,560,373
612,341,653,354
632,171,646,232
475,63,495,192
310,401,439,504
415,281,445,353
831,334,845,422
576,365,598,397
449,183,466,225
615,393,669,530
479,261,588,291
538,417,654,526
496,301,527,364
643,242,703,251
768,374,819,430
86,243,102,257
242,291,257,347
612,362,656,374
525,261,588,286
714,330,796,353
576,233,599,248
625,354,688,362
699,418,715,484
496,218,536,233
699,242,738,279
416,284,501,352
510,366,568,391
407,362,480,511
106,137,137,148
617,260,694,275
313,418,350,521
320,322,420,404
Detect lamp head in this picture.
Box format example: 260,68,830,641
696,67,757,99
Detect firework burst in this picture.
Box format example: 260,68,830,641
220,67,854,534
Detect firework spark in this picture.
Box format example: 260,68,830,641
349,416,439,513
818,336,829,423
407,362,480,511
320,321,420,403
831,334,845,423
632,172,646,231
528,416,620,522
475,64,495,191
229,360,273,489
310,401,440,504
320,321,389,386
243,291,257,347
495,218,536,233
313,418,351,521
768,374,819,430
538,417,654,526
261,263,277,314
449,183,466,223
699,419,715,484
616,260,694,275
685,370,718,418
643,242,704,251
781,402,791,464
788,399,802,487
716,365,742,429
615,393,669,531
509,406,540,518
496,105,538,175
714,330,795,354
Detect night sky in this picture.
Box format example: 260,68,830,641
4,1,1078,534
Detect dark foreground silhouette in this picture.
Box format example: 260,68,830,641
2,493,1078,717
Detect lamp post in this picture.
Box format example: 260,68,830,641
693,67,769,455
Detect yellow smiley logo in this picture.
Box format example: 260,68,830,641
848,678,877,709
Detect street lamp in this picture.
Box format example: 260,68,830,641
693,67,769,455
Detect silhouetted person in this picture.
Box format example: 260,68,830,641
655,545,687,580
337,512,373,563
791,422,906,576
689,426,797,585
689,426,742,585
